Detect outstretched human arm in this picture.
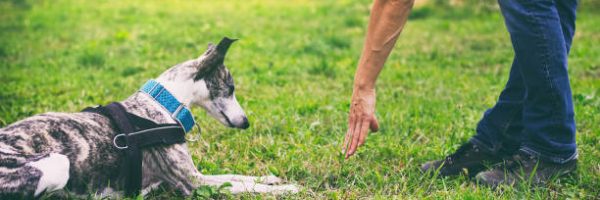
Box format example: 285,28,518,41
343,0,414,159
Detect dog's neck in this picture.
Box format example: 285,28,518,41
154,59,212,108
153,79,195,108
153,60,199,108
120,92,178,125
116,58,210,126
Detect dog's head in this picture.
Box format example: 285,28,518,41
156,37,249,129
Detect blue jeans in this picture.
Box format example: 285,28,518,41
472,0,578,164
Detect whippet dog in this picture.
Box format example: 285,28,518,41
0,37,298,198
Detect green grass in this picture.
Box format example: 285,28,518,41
1,0,599,199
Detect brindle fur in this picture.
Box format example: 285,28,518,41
0,38,297,198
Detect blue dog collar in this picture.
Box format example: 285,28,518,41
140,80,195,133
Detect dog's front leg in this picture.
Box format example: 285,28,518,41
196,175,299,194
185,160,300,194
143,144,298,196
200,174,283,185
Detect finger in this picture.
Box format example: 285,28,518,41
370,116,379,132
358,120,370,146
345,124,357,158
347,118,364,157
342,129,352,153
342,114,356,152
345,118,359,159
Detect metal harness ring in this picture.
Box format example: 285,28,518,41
113,134,128,149
185,123,202,142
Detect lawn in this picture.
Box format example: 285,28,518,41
1,0,599,199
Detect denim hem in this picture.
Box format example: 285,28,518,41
520,146,578,164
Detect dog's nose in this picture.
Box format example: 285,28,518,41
239,117,250,129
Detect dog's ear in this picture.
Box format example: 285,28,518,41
193,37,237,81
216,37,237,57
200,37,237,65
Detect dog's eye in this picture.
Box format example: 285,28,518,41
228,85,235,95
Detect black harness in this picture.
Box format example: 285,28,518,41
83,102,187,196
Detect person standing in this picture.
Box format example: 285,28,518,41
343,0,578,186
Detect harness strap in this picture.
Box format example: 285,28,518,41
127,126,186,148
83,102,186,196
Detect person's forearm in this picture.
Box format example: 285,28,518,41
354,0,414,89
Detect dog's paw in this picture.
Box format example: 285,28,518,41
258,175,284,185
272,184,299,194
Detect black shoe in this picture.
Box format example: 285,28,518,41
475,150,577,187
421,141,503,177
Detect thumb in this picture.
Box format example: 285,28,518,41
370,116,379,132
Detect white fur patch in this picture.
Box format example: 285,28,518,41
200,175,298,194
257,175,284,185
156,77,202,107
223,95,246,120
28,153,70,196
228,182,299,194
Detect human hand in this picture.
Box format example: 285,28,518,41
343,86,379,159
